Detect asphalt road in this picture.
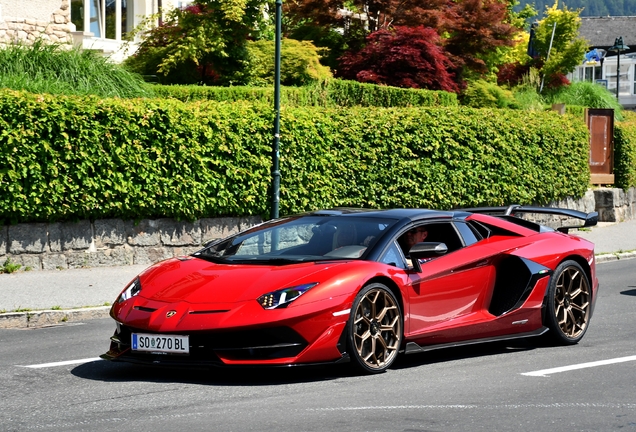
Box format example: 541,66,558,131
1,259,635,432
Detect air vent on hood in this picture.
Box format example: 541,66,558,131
133,306,157,313
189,309,230,315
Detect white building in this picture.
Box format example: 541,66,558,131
0,0,192,62
574,16,636,108
570,53,636,108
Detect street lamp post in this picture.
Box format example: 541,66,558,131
270,0,282,220
609,36,630,102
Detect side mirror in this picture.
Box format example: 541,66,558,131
409,242,448,272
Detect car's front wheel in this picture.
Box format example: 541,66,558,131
347,283,403,373
544,260,591,344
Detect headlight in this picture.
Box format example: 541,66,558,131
118,277,141,303
258,283,318,310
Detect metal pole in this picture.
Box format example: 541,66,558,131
270,0,282,220
616,50,621,101
539,22,557,93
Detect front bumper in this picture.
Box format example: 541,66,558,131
102,318,350,368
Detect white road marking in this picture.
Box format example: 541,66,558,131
18,357,103,369
521,355,636,377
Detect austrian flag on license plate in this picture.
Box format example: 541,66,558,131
132,333,189,354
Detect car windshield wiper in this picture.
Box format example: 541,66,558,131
245,257,307,265
219,256,317,265
193,253,229,264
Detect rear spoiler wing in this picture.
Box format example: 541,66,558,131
461,205,598,234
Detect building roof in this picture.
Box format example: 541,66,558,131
579,16,636,52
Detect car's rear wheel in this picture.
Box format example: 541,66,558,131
347,283,402,373
544,260,591,344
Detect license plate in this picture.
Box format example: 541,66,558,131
132,333,189,354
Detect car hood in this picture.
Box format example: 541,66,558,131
135,257,349,304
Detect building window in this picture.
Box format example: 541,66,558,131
606,63,633,96
578,65,602,82
71,0,83,33
70,0,132,40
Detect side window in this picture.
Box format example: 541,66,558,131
380,241,408,269
467,220,491,239
453,221,479,246
415,222,464,253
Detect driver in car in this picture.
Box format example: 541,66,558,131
399,227,430,268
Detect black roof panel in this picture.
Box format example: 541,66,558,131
306,208,455,221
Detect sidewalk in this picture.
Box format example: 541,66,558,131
570,219,636,257
1,219,635,328
0,264,148,328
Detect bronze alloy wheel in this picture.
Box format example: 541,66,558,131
348,283,402,373
545,260,591,344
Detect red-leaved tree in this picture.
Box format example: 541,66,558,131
443,0,520,78
286,0,522,88
337,26,459,92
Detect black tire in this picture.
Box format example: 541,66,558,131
347,283,403,374
544,260,592,345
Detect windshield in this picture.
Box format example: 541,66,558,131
196,215,396,264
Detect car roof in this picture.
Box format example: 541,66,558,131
304,208,459,222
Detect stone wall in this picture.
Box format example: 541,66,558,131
593,187,636,222
1,187,634,271
0,216,262,270
0,0,72,46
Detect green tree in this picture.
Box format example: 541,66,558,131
125,0,272,85
246,38,333,86
533,1,587,87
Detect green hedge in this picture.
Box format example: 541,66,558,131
0,89,588,223
149,79,458,108
564,105,587,117
615,111,636,190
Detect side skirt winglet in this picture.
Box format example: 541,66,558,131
404,327,549,355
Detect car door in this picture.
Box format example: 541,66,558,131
400,221,501,339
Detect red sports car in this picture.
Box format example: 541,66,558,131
102,206,599,373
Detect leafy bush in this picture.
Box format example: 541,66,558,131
0,89,588,223
0,41,152,98
564,105,587,117
325,79,458,107
123,0,265,86
246,39,332,86
150,79,458,108
615,111,636,189
461,80,521,109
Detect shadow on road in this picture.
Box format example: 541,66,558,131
71,359,353,386
392,338,539,370
620,288,636,296
72,338,542,385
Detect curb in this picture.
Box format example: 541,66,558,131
1,252,635,330
0,306,110,329
595,251,636,263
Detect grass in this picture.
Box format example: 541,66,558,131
0,40,153,98
511,79,624,119
0,303,114,315
596,248,636,257
1,258,21,274
546,81,624,119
